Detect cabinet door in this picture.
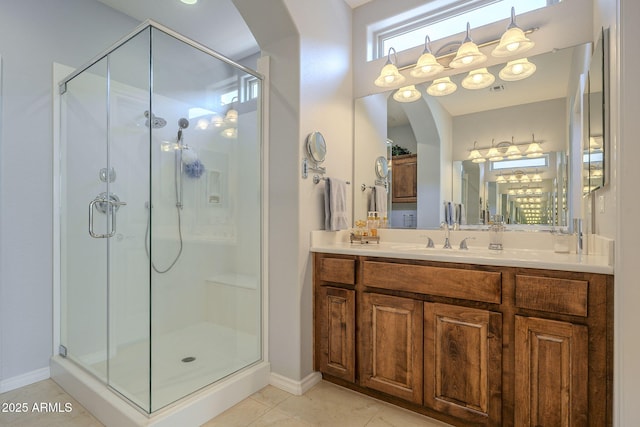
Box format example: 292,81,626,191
317,286,355,382
392,155,417,203
515,316,588,427
360,293,423,404
424,303,502,426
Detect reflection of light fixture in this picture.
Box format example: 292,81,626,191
468,141,486,163
499,58,536,81
496,172,507,184
374,47,406,88
225,100,238,124
525,134,544,158
589,136,603,152
180,0,198,4
427,77,457,96
531,170,542,182
196,118,209,130
492,7,535,58
450,23,487,69
393,85,421,102
410,36,444,79
211,113,224,128
461,68,495,90
221,127,237,139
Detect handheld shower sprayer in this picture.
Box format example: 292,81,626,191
177,118,189,143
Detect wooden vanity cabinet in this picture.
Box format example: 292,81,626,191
424,303,502,425
360,292,423,404
391,154,417,203
313,253,613,427
314,255,356,383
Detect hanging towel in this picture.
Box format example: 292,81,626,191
374,185,388,222
324,178,349,231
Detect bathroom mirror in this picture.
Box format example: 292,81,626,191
375,156,389,179
584,28,608,194
354,43,595,229
306,131,327,164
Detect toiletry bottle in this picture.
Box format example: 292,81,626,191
488,214,505,251
367,211,380,237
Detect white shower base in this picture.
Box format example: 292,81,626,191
51,321,269,426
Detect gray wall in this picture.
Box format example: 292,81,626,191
0,0,138,383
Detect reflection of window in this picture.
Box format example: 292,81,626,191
242,75,259,102
373,0,561,60
490,156,548,171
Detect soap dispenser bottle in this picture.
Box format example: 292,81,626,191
488,215,505,251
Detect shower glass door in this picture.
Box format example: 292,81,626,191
60,22,262,414
60,30,152,411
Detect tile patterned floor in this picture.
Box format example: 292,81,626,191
1,379,452,426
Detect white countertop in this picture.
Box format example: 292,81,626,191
310,229,614,275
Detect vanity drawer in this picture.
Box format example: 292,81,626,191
515,275,588,317
362,261,501,304
318,257,356,285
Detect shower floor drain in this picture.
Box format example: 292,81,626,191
181,356,196,363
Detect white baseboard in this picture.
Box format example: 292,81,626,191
269,371,322,396
0,367,51,393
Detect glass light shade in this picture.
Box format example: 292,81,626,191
450,41,487,68
531,173,542,182
180,0,198,4
427,77,457,96
492,27,534,57
520,175,531,183
461,68,495,90
374,62,406,87
525,141,544,158
508,174,519,183
487,147,503,161
534,188,543,195
589,136,603,151
505,144,522,159
225,108,238,123
496,174,507,184
393,85,421,102
410,52,444,79
468,148,485,163
499,58,536,81
508,189,516,195
196,118,209,130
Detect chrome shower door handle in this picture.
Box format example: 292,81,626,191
88,197,127,238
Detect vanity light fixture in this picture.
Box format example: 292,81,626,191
427,77,457,96
224,100,238,124
180,0,198,4
499,58,537,81
449,23,487,69
468,141,486,163
486,140,503,162
531,170,542,182
393,85,422,102
410,36,444,79
525,134,544,158
505,137,522,159
589,136,603,152
492,7,535,58
496,172,507,184
374,47,406,88
461,68,495,90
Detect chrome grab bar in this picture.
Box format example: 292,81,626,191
89,197,127,238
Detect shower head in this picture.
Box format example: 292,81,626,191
144,110,167,129
177,118,189,142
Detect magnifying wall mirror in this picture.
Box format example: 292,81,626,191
375,156,389,179
306,131,327,164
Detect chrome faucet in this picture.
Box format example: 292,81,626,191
440,222,452,249
459,236,476,250
425,237,435,248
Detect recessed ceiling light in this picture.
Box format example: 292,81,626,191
180,0,197,4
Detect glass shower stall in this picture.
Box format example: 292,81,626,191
57,21,263,413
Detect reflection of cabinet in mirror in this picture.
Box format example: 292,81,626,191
391,154,417,203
